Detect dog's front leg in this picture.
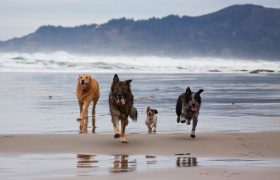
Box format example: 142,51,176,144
112,113,120,138
77,101,84,131
150,122,156,133
77,102,83,121
191,117,198,138
152,123,157,133
120,117,128,143
145,121,151,133
80,117,88,134
79,102,83,114
151,117,157,133
78,100,91,121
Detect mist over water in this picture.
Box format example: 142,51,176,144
0,51,279,73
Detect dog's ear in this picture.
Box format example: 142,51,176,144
197,89,204,95
186,87,191,94
146,106,150,113
125,79,132,85
113,74,119,82
154,109,158,114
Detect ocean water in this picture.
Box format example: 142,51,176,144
0,71,279,134
0,52,280,134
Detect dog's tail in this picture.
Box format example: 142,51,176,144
130,107,138,122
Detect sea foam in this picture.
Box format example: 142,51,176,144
0,51,279,73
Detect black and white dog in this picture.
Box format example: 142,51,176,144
145,107,158,133
176,87,204,138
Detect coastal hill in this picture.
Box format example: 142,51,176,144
0,4,280,60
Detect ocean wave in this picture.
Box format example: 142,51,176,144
0,51,279,73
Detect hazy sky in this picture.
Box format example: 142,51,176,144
1,0,280,40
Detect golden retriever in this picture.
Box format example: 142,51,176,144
76,73,100,133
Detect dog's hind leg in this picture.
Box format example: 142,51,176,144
190,117,198,138
120,118,128,143
91,102,97,133
91,116,96,133
176,96,182,123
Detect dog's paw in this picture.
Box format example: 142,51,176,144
153,129,156,133
114,133,121,138
92,128,96,134
187,120,191,125
177,117,180,123
181,119,186,123
190,131,196,138
120,137,128,144
121,140,128,144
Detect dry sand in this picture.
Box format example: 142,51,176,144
1,132,280,179
1,132,280,157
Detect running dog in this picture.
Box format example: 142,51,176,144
176,87,204,138
76,74,100,133
109,74,138,143
145,107,158,133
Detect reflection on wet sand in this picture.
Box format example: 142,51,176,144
176,157,197,167
74,154,280,176
78,116,96,134
146,155,157,165
77,154,98,168
110,155,137,173
76,154,196,175
1,154,279,179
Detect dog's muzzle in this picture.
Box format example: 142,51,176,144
80,81,88,90
116,94,126,105
191,104,197,112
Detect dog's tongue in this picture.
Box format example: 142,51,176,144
191,106,197,112
121,98,125,105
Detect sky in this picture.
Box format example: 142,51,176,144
1,0,280,41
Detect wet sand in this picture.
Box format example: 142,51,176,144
1,132,280,179
92,167,280,180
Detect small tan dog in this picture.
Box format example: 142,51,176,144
76,73,100,133
145,106,158,133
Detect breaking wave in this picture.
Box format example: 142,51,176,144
0,51,279,73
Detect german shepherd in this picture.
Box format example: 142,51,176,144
109,74,137,143
176,87,203,138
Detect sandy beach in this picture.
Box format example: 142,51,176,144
1,132,280,157
1,132,280,179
